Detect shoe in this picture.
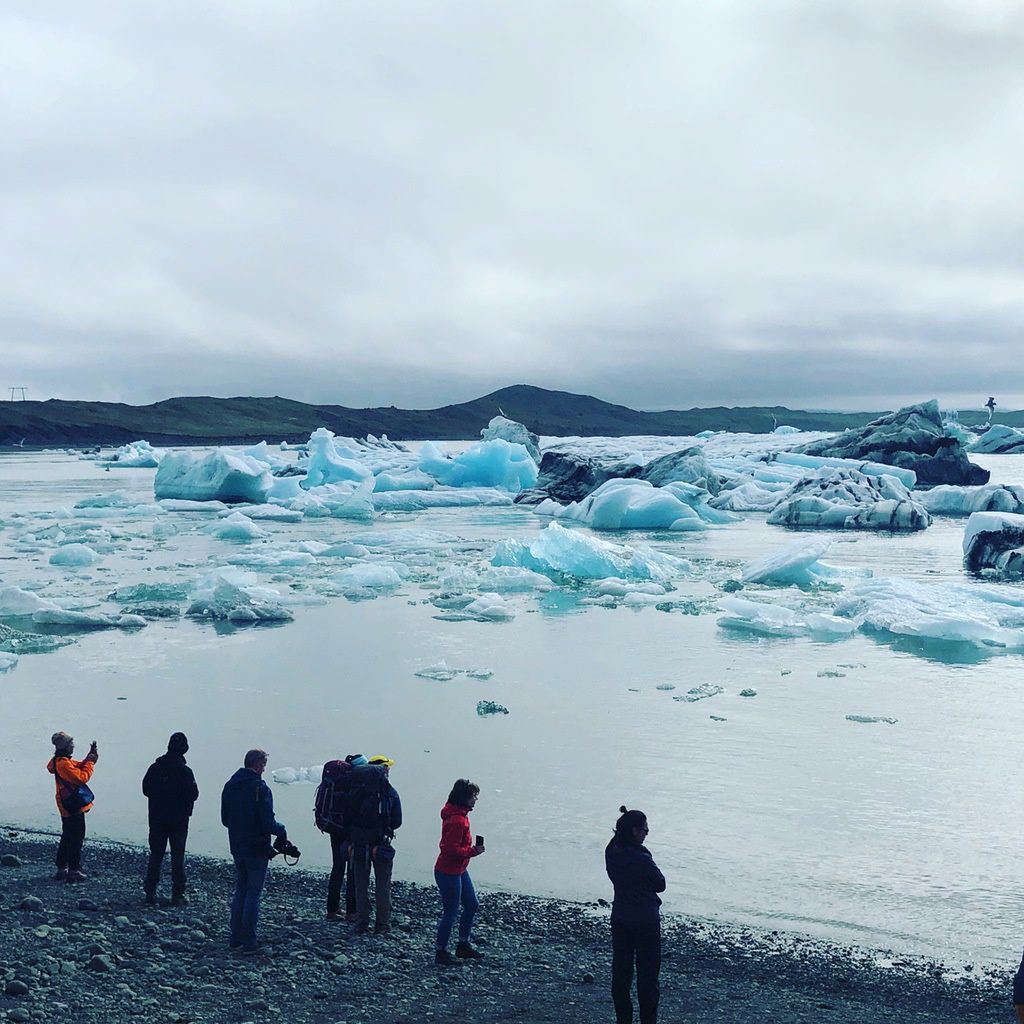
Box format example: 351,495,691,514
435,949,461,967
143,892,157,906
355,922,369,935
325,911,345,921
373,924,390,936
455,941,484,960
53,868,68,882
66,870,88,883
238,945,263,956
170,895,187,907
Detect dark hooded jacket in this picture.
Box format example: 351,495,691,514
142,752,199,828
605,839,666,926
220,767,286,858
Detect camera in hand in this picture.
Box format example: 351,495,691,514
272,835,302,863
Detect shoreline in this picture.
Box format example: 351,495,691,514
0,824,1008,1023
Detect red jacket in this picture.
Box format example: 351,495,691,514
47,755,96,817
434,801,480,875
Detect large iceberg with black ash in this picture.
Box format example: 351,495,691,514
918,485,1024,517
970,424,1024,455
963,512,1024,578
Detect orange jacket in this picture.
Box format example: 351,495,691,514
47,755,96,817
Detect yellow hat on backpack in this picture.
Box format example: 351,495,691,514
368,755,395,767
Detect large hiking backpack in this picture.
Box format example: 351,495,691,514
313,760,352,832
344,764,391,834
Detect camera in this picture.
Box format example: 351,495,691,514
272,835,302,864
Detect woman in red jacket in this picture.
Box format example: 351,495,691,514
434,778,485,966
47,730,98,882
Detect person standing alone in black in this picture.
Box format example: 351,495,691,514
605,806,666,1024
143,732,199,906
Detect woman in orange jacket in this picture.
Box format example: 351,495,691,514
47,731,98,882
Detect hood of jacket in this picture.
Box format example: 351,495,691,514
224,766,259,796
154,751,187,768
440,801,468,822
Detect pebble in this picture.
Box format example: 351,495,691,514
5,980,31,996
1,853,24,867
18,896,43,911
88,954,115,973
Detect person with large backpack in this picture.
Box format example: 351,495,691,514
348,754,402,935
142,732,200,906
313,754,363,921
47,730,98,882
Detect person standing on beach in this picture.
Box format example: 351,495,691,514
47,731,98,882
349,754,402,935
605,806,666,1024
1013,950,1024,1021
434,778,485,966
315,754,365,922
142,732,199,906
221,748,288,954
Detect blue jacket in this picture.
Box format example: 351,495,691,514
221,767,286,858
605,840,666,926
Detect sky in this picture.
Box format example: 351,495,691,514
1,0,1021,412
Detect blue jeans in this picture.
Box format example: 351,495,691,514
434,869,478,951
230,855,269,950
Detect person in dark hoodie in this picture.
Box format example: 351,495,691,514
142,732,200,906
605,806,666,1024
220,748,288,954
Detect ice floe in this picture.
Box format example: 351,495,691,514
96,440,163,468
476,699,509,716
415,660,494,681
209,512,267,541
717,597,859,637
739,539,870,586
155,450,273,504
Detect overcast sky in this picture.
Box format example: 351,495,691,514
2,1,1021,411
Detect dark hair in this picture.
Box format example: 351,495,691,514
168,732,189,754
244,748,268,769
611,805,648,845
447,778,480,808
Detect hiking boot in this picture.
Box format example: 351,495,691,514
435,949,461,967
325,911,345,921
355,922,369,935
53,868,68,882
373,923,390,936
143,892,157,906
66,870,88,883
456,941,484,960
238,945,264,957
170,895,187,907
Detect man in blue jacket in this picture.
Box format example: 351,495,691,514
221,748,287,954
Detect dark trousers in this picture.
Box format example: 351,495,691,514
327,828,355,915
144,822,189,898
230,855,270,951
351,842,393,929
611,920,661,1024
55,813,86,871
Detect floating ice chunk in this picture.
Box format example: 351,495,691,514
773,453,917,490
419,439,538,492
462,593,516,621
493,522,689,582
271,766,322,785
480,416,541,463
466,668,493,680
159,499,230,513
293,479,376,521
96,440,162,468
739,539,869,586
155,450,273,504
75,492,148,509
186,576,294,623
230,503,304,522
594,579,667,597
49,544,100,567
919,485,1024,517
476,566,554,592
317,542,370,559
372,487,513,511
302,428,372,488
334,563,407,589
707,480,788,513
963,511,1024,577
846,715,898,725
267,476,304,502
0,652,18,672
476,699,510,716
0,585,60,616
416,660,460,681
32,609,146,629
227,549,318,568
373,470,436,492
717,597,859,637
209,512,266,541
622,591,667,607
767,469,931,532
970,424,1024,455
437,566,481,593
773,425,800,435
675,683,725,703
346,528,462,553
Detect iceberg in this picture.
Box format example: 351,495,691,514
373,470,436,492
970,424,1024,455
209,511,267,541
371,487,513,512
155,450,273,504
515,450,645,505
96,440,162,468
292,479,376,521
480,415,541,464
772,453,917,490
476,699,510,716
739,538,866,586
271,766,322,785
462,593,516,621
717,597,859,637
186,571,294,623
639,447,721,494
0,585,60,616
918,485,1024,516
962,511,1024,578
798,401,989,486
302,428,373,488
767,469,931,532
707,480,788,513
230,503,304,522
475,566,555,592
226,549,318,568
333,563,407,589
416,660,494,681
49,544,100,567
419,439,538,492
492,522,689,581
159,499,230,513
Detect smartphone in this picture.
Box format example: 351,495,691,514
475,835,484,847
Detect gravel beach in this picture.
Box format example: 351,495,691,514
0,826,1010,1023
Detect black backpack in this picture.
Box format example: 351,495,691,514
344,764,390,834
313,760,352,832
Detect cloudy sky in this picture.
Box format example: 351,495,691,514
2,1,1021,411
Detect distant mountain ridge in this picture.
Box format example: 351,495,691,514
0,384,1016,447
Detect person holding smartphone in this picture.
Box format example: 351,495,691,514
434,778,485,966
47,731,99,882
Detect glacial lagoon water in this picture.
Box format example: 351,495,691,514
2,447,1023,964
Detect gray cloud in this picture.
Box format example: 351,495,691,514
1,0,1021,411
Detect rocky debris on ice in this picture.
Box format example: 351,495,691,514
418,439,538,492
186,570,294,623
918,484,1024,516
515,450,644,505
534,478,739,531
155,450,273,504
969,424,1024,454
476,699,509,716
798,400,989,486
481,415,541,464
48,543,101,567
95,440,163,468
717,597,859,638
962,511,1024,578
767,469,931,532
208,511,267,541
740,538,871,586
493,522,689,582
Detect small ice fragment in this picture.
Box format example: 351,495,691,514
676,683,724,703
780,669,793,676
49,544,100,567
462,593,516,621
709,715,727,722
739,688,757,697
655,683,676,691
476,700,510,716
415,661,459,682
817,670,847,678
465,668,493,680
845,715,898,725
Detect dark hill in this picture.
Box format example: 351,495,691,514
0,385,1016,447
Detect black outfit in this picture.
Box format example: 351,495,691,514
326,825,356,916
56,813,86,871
142,751,199,899
605,839,667,1024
